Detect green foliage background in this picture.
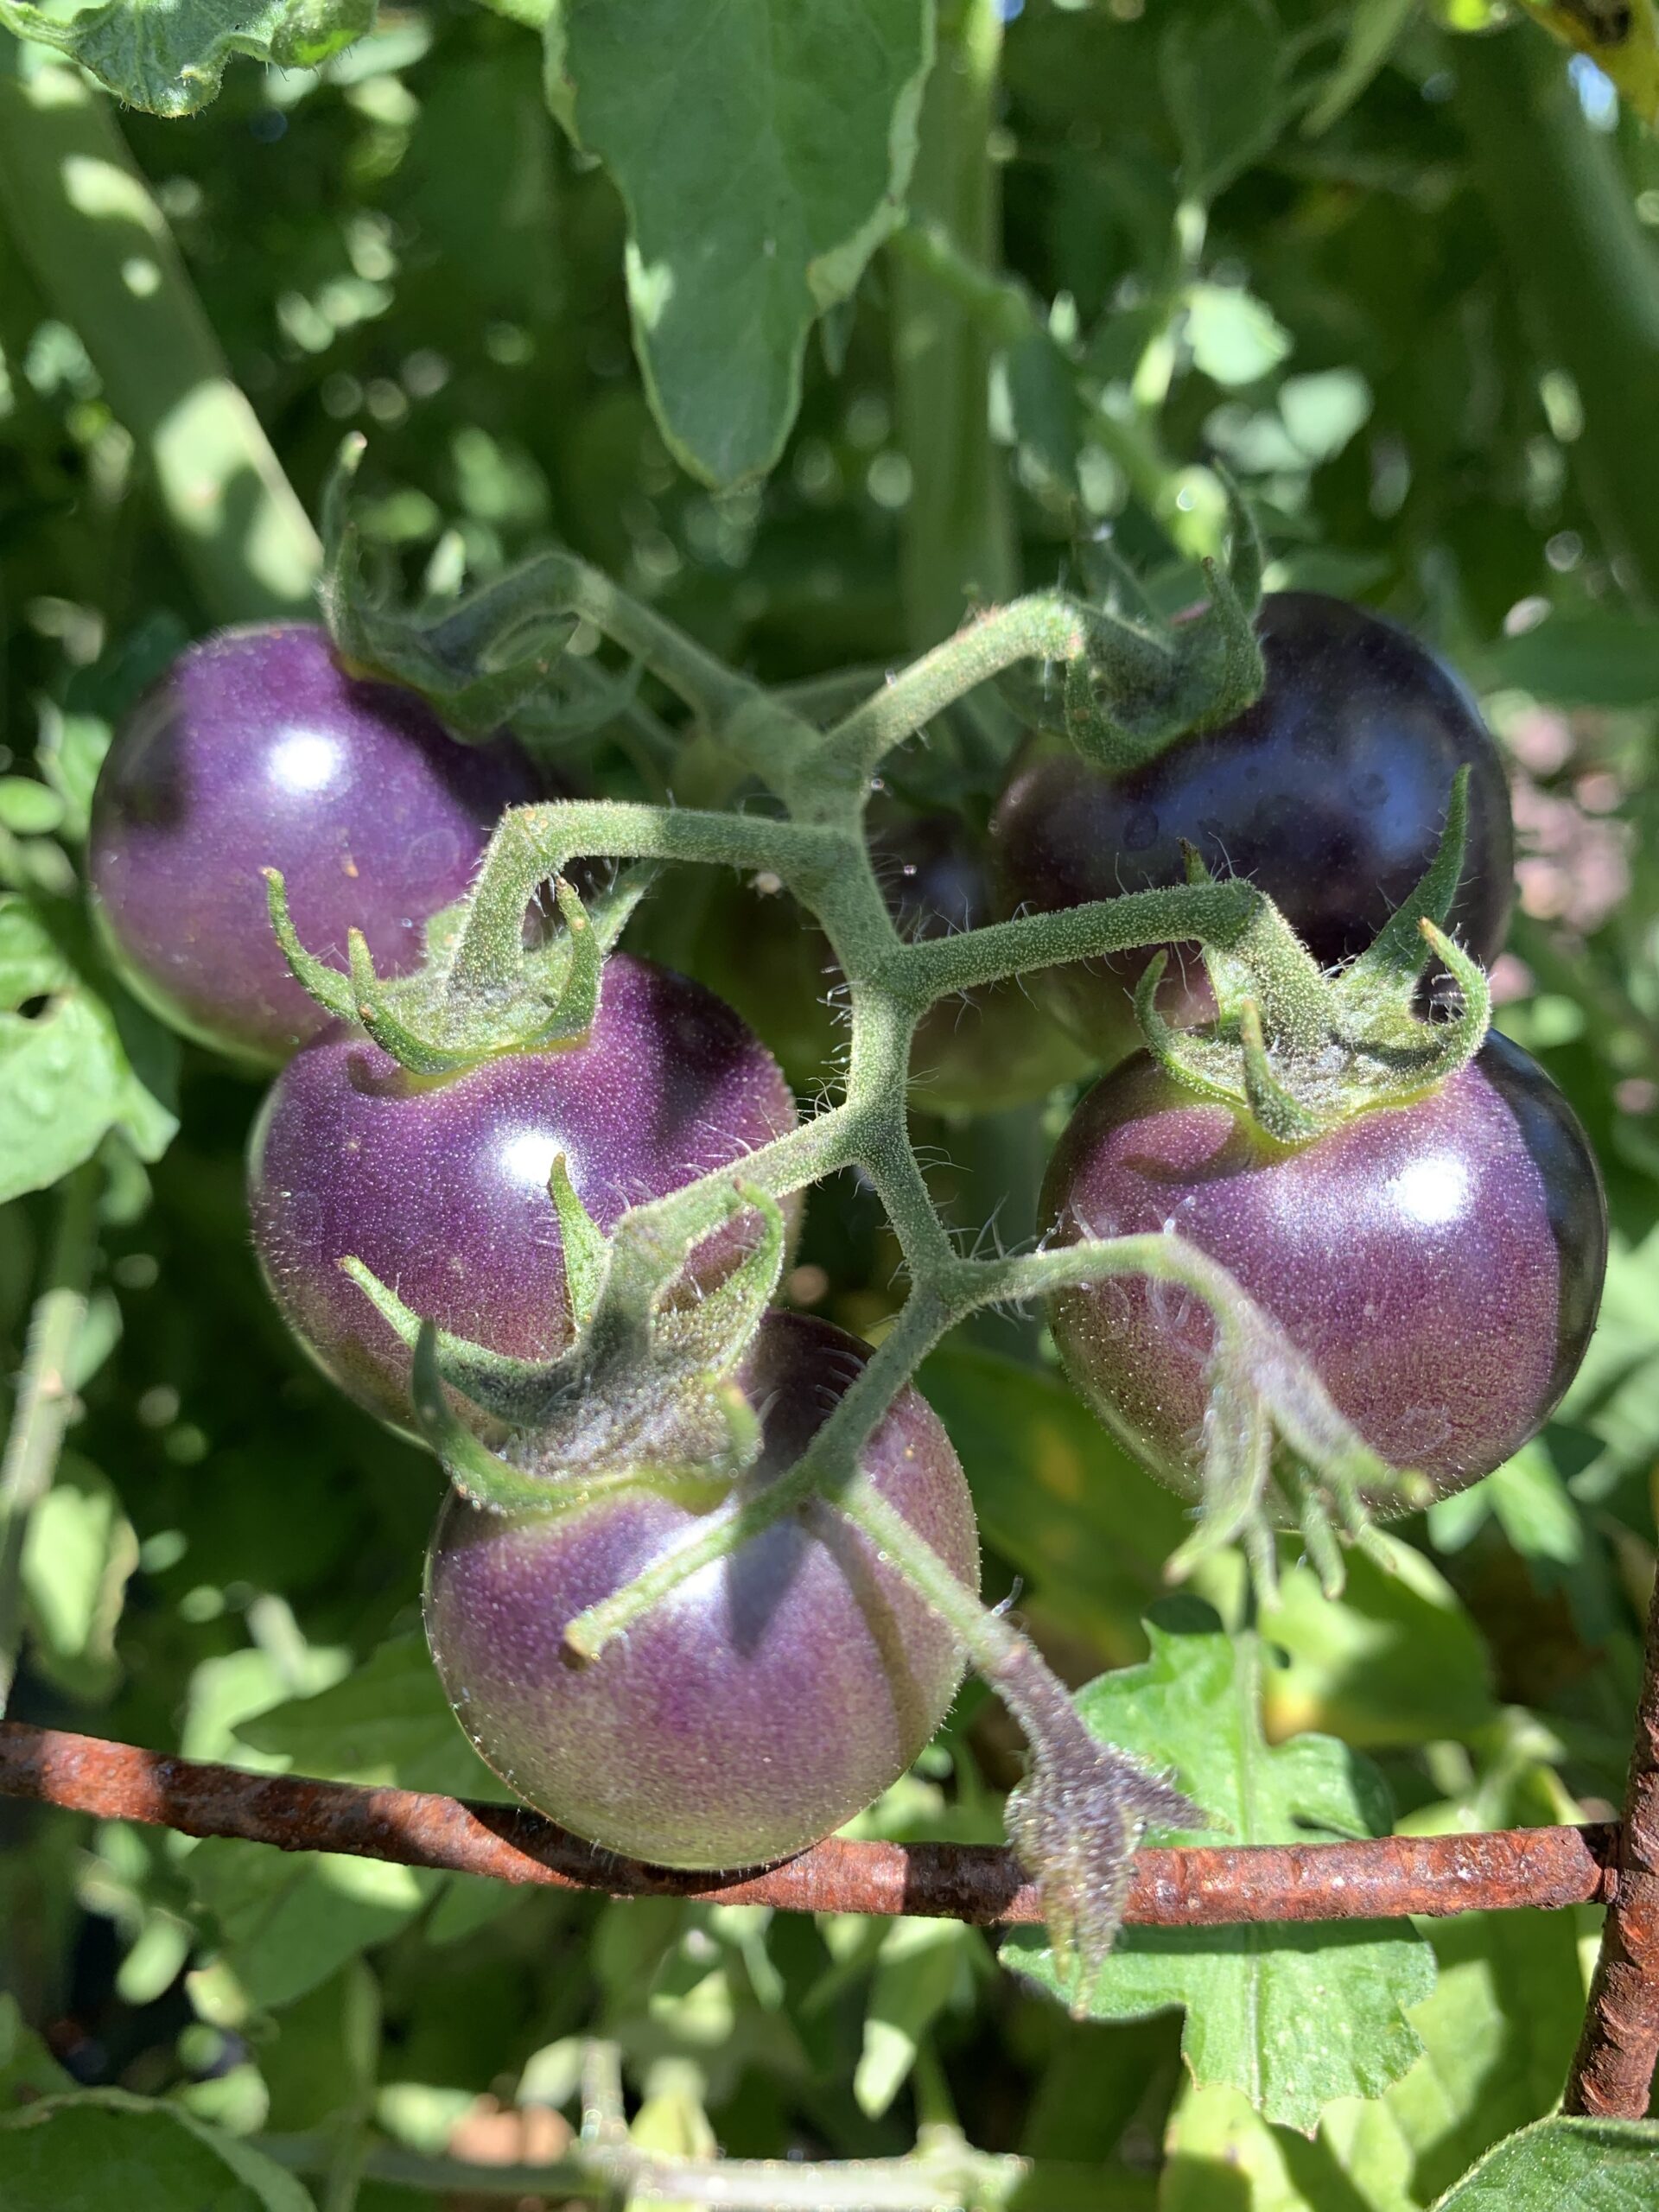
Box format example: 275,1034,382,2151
3,1,1659,2204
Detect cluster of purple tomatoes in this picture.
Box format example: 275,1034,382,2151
86,600,1607,1871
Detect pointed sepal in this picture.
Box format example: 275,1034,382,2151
410,1321,568,1516
263,870,356,1026
340,1257,572,1427
548,1154,608,1333
1344,766,1471,1007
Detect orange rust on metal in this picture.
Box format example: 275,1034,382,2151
1566,1564,1659,2119
0,1720,1618,1927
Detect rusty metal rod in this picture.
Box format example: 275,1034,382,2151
0,1720,1618,1927
1565,1559,1659,2117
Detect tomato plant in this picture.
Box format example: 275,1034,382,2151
3,6,1659,2211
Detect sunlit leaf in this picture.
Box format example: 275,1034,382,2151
0,0,376,117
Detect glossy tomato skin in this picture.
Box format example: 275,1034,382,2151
991,594,1516,1059
696,811,1090,1114
89,624,541,1065
247,954,798,1434
1043,1029,1605,1507
424,1311,979,1869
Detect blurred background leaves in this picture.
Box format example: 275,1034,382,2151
2,1,1659,2205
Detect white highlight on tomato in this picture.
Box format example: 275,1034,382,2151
1389,1152,1471,1229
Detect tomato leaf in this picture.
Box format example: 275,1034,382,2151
20,1450,137,1703
0,2091,315,2210
546,0,932,485
233,1630,504,1797
1159,0,1286,204
0,894,178,1204
1003,1612,1434,2133
1255,1535,1499,1748
0,0,375,118
1428,2116,1659,2207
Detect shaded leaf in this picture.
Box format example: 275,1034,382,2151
189,1838,440,2012
1255,1535,1498,1748
0,1996,73,2109
549,0,931,484
1303,0,1418,137
233,1630,505,1798
854,1916,977,2118
0,895,177,1203
0,2089,314,2209
1160,0,1286,202
189,1635,504,2008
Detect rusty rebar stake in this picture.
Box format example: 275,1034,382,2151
1565,1560,1659,2117
0,1720,1618,1929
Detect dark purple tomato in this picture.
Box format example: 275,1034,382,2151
991,594,1516,1059
696,811,1090,1114
247,954,798,1434
1042,1029,1605,1507
88,623,541,1065
424,1310,979,1868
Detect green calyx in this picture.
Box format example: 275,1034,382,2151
264,861,649,1073
320,434,550,738
348,1167,789,1522
1135,766,1493,1145
1056,474,1267,776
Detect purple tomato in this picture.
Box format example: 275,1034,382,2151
88,623,542,1065
424,1310,979,1868
247,953,798,1433
991,594,1516,1059
1042,1030,1605,1506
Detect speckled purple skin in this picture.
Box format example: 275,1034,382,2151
991,594,1516,1058
88,624,541,1065
1044,1030,1605,1506
247,954,798,1433
424,1312,980,1869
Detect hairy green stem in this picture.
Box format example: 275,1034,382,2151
447,800,844,998
823,592,1085,782
0,43,319,622
0,1162,99,1714
901,880,1252,993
